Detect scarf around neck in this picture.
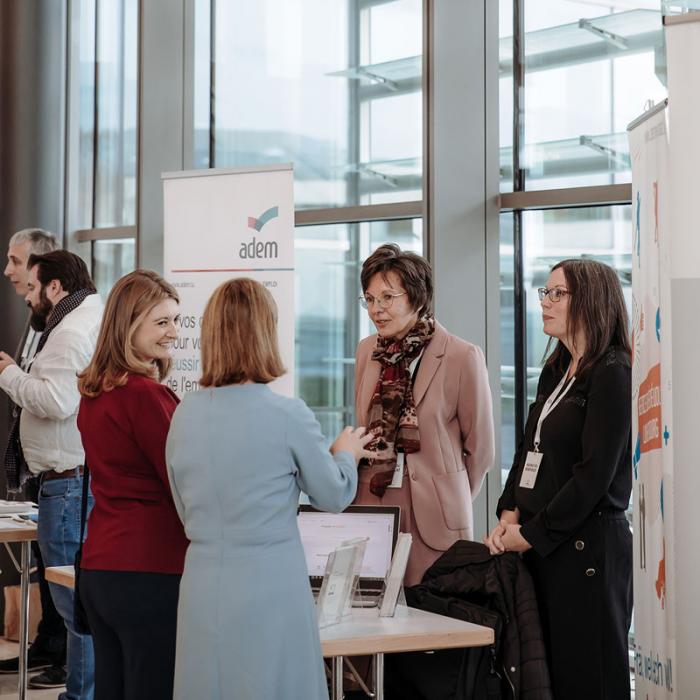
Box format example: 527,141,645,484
364,314,435,497
3,287,95,493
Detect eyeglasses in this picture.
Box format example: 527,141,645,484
537,287,571,303
359,291,407,310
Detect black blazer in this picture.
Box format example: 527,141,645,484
498,347,632,557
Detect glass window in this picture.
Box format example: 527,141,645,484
296,218,423,440
210,0,423,209
503,2,667,191
522,205,632,403
92,238,136,299
499,0,514,193
94,0,138,227
499,211,516,482
74,0,138,296
193,0,212,169
77,0,96,230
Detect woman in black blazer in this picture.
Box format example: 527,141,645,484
486,259,633,700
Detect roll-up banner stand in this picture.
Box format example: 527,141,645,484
628,12,700,697
628,100,674,700
163,164,295,397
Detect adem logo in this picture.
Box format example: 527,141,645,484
241,206,279,259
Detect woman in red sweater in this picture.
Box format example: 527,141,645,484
77,270,188,700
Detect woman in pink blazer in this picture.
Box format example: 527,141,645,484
355,244,495,585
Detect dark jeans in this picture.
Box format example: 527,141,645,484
25,476,67,662
80,570,181,700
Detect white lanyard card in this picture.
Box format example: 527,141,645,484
520,365,576,490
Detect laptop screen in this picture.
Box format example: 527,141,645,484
297,505,399,580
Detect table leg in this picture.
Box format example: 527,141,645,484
330,656,343,700
18,541,31,700
372,652,384,700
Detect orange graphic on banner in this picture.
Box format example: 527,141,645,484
638,363,662,453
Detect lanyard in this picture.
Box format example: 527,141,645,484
408,350,423,381
533,365,576,453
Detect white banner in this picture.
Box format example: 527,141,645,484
664,17,700,697
629,104,674,700
163,164,295,397
629,15,700,697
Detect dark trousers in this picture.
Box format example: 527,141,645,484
524,510,633,700
80,570,181,700
25,477,67,662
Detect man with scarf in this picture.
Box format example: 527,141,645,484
2,228,69,689
0,250,102,700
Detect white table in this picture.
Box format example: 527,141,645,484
0,519,38,700
320,604,494,699
46,566,495,700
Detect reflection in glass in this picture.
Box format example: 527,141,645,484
500,2,667,190
211,0,422,209
295,219,422,441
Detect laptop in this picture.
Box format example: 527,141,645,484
297,504,400,604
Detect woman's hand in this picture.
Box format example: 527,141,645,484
484,509,520,555
484,521,507,555
331,426,375,463
500,523,532,553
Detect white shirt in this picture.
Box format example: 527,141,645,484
18,326,40,371
0,294,103,474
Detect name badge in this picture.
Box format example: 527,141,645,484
519,451,543,489
388,453,404,489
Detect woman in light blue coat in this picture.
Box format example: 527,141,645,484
165,278,373,700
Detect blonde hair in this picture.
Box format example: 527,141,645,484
199,278,285,387
78,270,179,397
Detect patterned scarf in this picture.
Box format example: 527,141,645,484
364,315,435,497
4,288,96,493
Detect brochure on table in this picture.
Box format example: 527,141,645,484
379,532,412,617
317,537,368,629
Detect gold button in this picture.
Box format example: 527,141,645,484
575,540,585,551
585,568,596,577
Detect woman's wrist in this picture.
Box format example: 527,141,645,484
499,509,519,526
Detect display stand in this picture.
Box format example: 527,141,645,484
317,537,368,628
379,532,412,617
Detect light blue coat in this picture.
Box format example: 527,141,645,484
165,384,357,700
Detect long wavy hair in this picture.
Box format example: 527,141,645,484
78,270,179,397
544,258,631,376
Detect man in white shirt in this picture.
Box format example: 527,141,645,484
0,250,102,700
2,228,68,688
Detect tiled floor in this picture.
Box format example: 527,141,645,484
0,640,56,699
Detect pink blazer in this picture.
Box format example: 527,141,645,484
354,322,495,551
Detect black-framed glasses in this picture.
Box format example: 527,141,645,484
359,291,407,310
537,287,571,303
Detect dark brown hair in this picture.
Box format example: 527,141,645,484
78,270,179,397
545,258,631,376
360,243,433,316
28,250,95,294
199,278,285,387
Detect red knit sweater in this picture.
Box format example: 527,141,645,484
77,374,188,573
